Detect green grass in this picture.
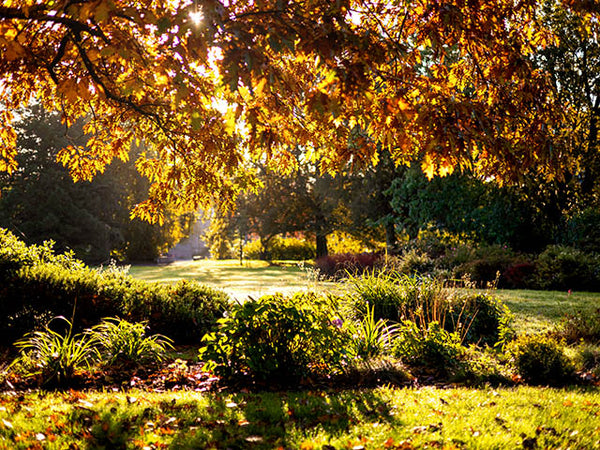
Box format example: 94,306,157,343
1,386,599,449
494,289,600,334
127,259,339,300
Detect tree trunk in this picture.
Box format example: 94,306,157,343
385,221,397,254
316,233,328,259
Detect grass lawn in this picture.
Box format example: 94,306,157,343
1,386,599,449
127,259,340,301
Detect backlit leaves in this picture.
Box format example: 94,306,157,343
0,0,596,217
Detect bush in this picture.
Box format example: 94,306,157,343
346,273,512,347
391,249,435,275
315,252,381,279
502,262,537,289
448,293,514,347
453,245,519,287
244,236,316,260
556,308,600,344
199,293,350,384
507,334,574,385
573,344,600,378
392,320,465,377
0,229,230,345
533,245,600,291
345,270,406,323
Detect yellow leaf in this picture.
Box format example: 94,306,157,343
254,78,267,96
422,154,435,179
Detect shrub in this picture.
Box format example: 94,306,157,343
244,236,316,260
502,262,537,289
345,270,406,323
573,344,600,378
10,317,98,386
448,293,514,347
556,309,600,344
533,245,600,291
314,252,381,280
392,320,465,377
507,334,575,385
0,229,230,345
346,273,512,347
453,245,519,287
199,293,350,384
88,318,173,369
392,249,435,275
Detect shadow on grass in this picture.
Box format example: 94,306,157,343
69,390,402,449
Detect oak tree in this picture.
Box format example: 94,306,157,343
1,0,593,218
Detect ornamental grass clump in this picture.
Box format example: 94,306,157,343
10,317,98,386
88,317,173,370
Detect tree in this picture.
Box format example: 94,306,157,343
1,0,586,219
0,105,191,262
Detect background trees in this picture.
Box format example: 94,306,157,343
0,105,192,263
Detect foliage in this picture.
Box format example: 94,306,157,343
573,344,600,378
556,309,600,345
346,272,512,347
88,318,173,369
0,0,579,220
390,249,435,276
563,208,600,253
392,320,465,377
0,106,192,263
200,293,349,384
507,334,575,385
10,317,98,386
533,245,600,291
448,293,514,347
344,303,396,360
243,236,315,261
453,245,520,288
315,253,381,280
344,270,405,323
0,228,229,345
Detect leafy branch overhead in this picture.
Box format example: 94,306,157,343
0,0,593,218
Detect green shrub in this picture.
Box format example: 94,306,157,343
392,249,435,275
199,293,349,384
533,245,600,291
507,334,575,385
244,236,316,260
556,309,600,344
453,245,519,288
392,320,464,377
573,344,600,377
88,318,173,369
346,272,511,347
448,293,514,347
0,228,229,345
10,317,98,386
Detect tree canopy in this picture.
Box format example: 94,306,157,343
0,0,597,218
